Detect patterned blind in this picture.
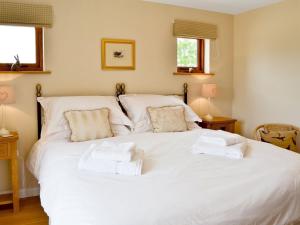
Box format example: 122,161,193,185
173,20,217,39
0,2,53,27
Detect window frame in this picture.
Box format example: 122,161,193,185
0,27,43,72
177,38,205,74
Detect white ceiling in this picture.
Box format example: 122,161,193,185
144,0,282,14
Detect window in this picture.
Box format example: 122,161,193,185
177,38,210,74
0,25,43,71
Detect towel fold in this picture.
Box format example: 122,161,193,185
192,140,247,159
91,141,136,162
79,148,144,176
199,130,246,146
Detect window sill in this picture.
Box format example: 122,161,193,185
0,70,51,74
173,72,214,76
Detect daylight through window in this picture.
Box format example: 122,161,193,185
177,38,210,74
0,25,43,71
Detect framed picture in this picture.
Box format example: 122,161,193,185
101,39,136,70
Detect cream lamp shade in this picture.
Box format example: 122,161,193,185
202,84,217,121
0,86,15,104
0,85,15,136
202,84,217,98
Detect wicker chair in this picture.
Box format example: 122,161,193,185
254,123,300,152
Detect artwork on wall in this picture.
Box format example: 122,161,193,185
101,39,135,70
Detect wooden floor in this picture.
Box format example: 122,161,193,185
0,197,48,225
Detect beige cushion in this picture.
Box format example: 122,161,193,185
65,108,113,142
147,106,188,133
259,130,298,152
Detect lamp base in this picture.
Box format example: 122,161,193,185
0,128,10,136
204,114,214,121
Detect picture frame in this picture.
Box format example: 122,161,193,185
101,39,136,70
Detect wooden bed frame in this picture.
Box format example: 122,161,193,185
35,82,188,139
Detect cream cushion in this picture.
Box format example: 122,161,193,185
65,108,113,142
147,106,188,133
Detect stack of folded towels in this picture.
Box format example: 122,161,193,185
79,141,143,176
192,130,247,159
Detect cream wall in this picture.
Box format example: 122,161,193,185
233,0,300,137
0,0,233,194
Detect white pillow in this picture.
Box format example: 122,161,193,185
111,124,131,136
38,96,132,139
118,94,201,133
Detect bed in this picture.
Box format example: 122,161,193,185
28,83,300,225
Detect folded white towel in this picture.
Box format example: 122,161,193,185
79,149,144,176
91,141,136,162
199,130,246,146
192,140,247,159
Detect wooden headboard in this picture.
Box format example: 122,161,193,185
35,83,188,139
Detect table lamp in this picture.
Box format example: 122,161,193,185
202,84,217,121
0,86,15,136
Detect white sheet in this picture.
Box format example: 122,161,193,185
27,129,300,225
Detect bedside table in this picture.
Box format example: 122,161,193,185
0,132,19,212
200,117,237,133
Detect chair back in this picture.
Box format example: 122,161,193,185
254,123,300,152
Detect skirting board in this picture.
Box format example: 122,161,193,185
0,187,40,198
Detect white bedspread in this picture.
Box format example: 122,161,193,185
27,129,300,225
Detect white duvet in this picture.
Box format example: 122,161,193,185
28,129,300,225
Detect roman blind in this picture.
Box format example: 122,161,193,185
0,2,53,27
173,20,217,39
